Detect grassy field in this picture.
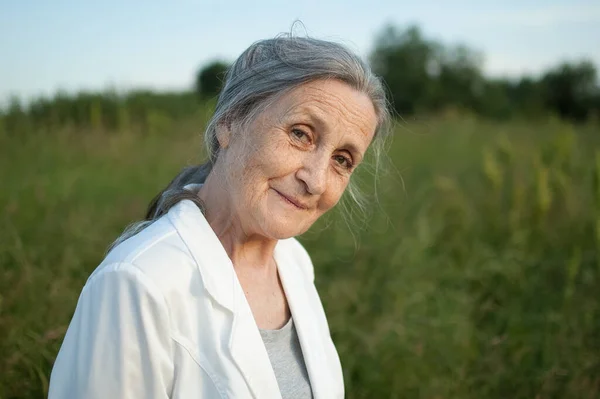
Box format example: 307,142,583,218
1,113,599,398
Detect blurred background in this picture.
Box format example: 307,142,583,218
1,1,599,398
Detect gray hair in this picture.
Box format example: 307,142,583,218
108,34,392,252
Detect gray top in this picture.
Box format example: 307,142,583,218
259,317,314,399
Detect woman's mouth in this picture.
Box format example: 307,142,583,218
273,189,307,210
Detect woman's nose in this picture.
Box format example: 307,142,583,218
296,153,328,196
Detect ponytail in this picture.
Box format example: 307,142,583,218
145,162,212,220
106,162,212,254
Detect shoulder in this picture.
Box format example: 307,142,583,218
91,215,198,299
277,237,315,282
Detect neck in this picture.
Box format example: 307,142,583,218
198,168,277,273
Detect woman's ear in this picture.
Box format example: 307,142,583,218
215,123,231,149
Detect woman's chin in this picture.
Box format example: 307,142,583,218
259,214,312,239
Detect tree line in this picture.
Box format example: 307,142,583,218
1,24,598,134
369,25,599,122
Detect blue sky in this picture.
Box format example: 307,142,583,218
1,0,599,105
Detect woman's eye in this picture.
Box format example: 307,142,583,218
333,155,353,169
291,128,310,144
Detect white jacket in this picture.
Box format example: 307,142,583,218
48,199,344,398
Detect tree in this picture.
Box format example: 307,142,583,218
436,44,485,110
540,61,598,121
370,25,438,115
369,24,484,116
195,61,229,99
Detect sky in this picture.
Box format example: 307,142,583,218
1,0,599,105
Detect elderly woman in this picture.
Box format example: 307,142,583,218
48,35,390,399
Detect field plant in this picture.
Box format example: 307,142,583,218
0,112,598,398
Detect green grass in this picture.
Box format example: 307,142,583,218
1,114,599,398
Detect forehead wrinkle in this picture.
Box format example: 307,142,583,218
267,81,376,151
289,95,371,138
305,86,375,139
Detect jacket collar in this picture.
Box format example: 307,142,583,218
167,198,333,399
167,197,236,312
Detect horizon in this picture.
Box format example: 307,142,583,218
2,0,599,107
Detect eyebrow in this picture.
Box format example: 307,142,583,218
290,107,367,162
343,142,365,164
293,106,328,132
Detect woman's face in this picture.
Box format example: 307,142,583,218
219,79,378,239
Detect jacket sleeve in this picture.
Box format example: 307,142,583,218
48,262,174,399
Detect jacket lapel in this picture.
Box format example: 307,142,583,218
168,200,281,398
228,281,282,399
275,242,332,399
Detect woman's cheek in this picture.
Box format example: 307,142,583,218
323,176,349,210
267,148,301,175
236,165,264,204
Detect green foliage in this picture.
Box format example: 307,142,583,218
195,60,229,100
370,25,439,115
1,115,599,398
0,23,599,396
2,23,599,134
370,24,486,116
541,61,599,121
370,24,600,122
2,90,201,134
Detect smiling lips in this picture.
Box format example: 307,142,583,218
273,189,308,210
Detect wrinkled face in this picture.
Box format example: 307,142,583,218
218,79,378,239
